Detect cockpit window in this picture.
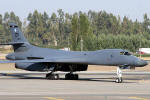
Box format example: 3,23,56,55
124,52,131,55
120,52,124,55
120,51,131,56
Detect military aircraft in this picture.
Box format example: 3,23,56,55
0,23,148,83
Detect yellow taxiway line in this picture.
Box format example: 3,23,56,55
44,97,64,100
129,96,148,100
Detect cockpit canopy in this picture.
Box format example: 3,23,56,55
120,51,131,56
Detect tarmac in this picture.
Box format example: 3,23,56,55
0,71,150,100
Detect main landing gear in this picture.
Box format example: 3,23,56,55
46,72,79,80
65,73,79,80
115,67,123,83
46,72,59,80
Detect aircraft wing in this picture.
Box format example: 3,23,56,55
0,57,89,64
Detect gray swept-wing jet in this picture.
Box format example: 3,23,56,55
0,23,148,83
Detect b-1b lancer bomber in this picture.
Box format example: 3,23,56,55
0,23,148,83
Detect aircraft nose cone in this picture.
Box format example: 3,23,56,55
142,60,148,66
136,60,148,67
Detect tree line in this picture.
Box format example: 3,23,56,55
0,10,150,52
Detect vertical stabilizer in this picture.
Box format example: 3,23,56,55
9,23,28,43
9,23,31,52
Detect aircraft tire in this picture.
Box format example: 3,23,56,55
65,73,70,80
65,73,79,80
55,74,59,80
115,78,123,83
74,74,79,80
46,74,59,80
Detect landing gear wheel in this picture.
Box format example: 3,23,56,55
65,73,79,80
115,77,123,83
53,74,59,80
74,74,79,80
46,73,59,80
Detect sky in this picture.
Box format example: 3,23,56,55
0,0,150,21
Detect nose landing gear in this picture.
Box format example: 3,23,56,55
116,67,123,83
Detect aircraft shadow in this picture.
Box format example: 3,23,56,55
74,78,136,83
0,73,45,79
0,73,146,83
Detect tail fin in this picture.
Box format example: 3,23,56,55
9,23,28,43
0,23,31,52
9,23,31,52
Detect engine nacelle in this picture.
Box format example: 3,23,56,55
15,63,88,72
15,63,46,71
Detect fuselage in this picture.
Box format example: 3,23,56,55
6,44,147,67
